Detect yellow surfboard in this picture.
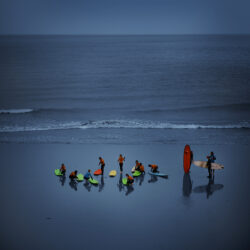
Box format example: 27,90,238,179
109,170,117,177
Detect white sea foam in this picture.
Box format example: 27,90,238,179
0,109,34,114
0,120,249,133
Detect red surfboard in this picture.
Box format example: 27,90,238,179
183,145,191,173
94,169,102,175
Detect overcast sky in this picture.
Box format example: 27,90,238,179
0,0,250,34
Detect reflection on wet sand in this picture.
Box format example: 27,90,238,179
59,175,66,186
125,185,134,196
99,175,105,192
138,173,145,186
148,174,158,183
118,173,124,192
193,176,224,199
183,173,192,197
69,179,78,191
83,180,91,192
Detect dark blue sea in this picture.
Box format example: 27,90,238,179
1,35,250,250
0,35,250,145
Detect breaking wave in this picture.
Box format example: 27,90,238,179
0,120,249,132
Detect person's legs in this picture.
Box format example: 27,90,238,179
101,164,105,174
119,163,123,172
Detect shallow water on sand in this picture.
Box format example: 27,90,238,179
0,143,249,250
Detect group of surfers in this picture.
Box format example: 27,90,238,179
59,154,160,185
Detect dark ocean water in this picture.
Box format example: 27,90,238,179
0,35,250,144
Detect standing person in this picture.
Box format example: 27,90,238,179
207,152,216,177
99,157,105,175
69,170,78,180
60,163,66,175
118,154,125,173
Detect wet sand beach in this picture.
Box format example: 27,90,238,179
0,143,249,250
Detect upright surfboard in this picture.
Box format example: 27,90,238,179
183,145,191,173
94,169,102,175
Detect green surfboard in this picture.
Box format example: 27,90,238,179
77,174,84,182
55,169,63,176
122,178,128,185
133,170,141,177
89,178,98,185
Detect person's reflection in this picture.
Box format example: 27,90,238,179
148,174,158,183
69,179,78,191
138,173,145,186
59,175,66,186
193,176,224,199
83,181,91,192
125,185,134,196
118,173,124,192
183,173,192,197
99,175,105,192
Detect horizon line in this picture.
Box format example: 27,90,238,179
0,33,250,36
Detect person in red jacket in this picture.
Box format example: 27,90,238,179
126,174,134,185
148,164,158,173
60,163,66,175
118,154,125,173
69,170,78,180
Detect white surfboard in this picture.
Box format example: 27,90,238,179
193,161,224,170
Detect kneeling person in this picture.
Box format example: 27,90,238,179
126,174,134,185
148,164,158,173
84,169,93,180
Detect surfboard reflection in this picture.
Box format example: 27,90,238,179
183,173,192,197
193,176,224,199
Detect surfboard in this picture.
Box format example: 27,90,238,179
133,170,141,177
193,161,224,170
183,145,191,173
54,169,63,176
77,174,84,181
122,178,128,185
148,171,168,178
94,169,102,175
109,170,117,177
89,178,98,185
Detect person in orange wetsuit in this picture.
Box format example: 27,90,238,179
135,160,140,171
148,164,158,173
139,163,145,173
118,154,125,173
69,170,78,180
99,157,105,175
60,163,66,175
126,174,134,185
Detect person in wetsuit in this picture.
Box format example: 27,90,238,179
99,157,105,175
126,174,134,185
69,170,78,180
118,154,125,173
207,152,216,178
60,163,66,175
148,164,159,173
84,169,93,180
